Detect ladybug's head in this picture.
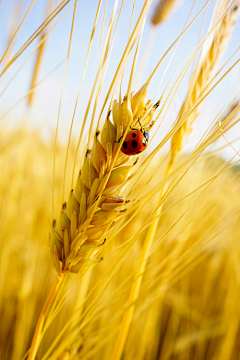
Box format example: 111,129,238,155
143,129,149,142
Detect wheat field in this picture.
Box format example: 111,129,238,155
1,1,240,359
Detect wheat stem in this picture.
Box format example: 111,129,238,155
0,0,37,64
28,0,53,107
112,162,173,360
27,275,64,360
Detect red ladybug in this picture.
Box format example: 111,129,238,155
121,129,149,155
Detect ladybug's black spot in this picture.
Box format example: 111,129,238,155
132,133,137,138
123,141,128,149
132,140,138,149
136,151,142,154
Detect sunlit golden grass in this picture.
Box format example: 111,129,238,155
1,128,240,360
1,0,240,359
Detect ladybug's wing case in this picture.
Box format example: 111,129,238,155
121,131,148,155
121,133,133,153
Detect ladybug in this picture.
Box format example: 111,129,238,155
120,128,149,155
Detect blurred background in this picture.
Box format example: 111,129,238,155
1,1,240,359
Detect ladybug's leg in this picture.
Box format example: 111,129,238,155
137,118,143,131
130,117,142,131
115,135,123,143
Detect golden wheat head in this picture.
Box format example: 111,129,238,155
49,85,159,274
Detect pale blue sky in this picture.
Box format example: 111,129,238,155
0,0,239,159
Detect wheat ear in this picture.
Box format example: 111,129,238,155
28,0,53,107
151,0,181,25
170,2,239,164
49,86,159,275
